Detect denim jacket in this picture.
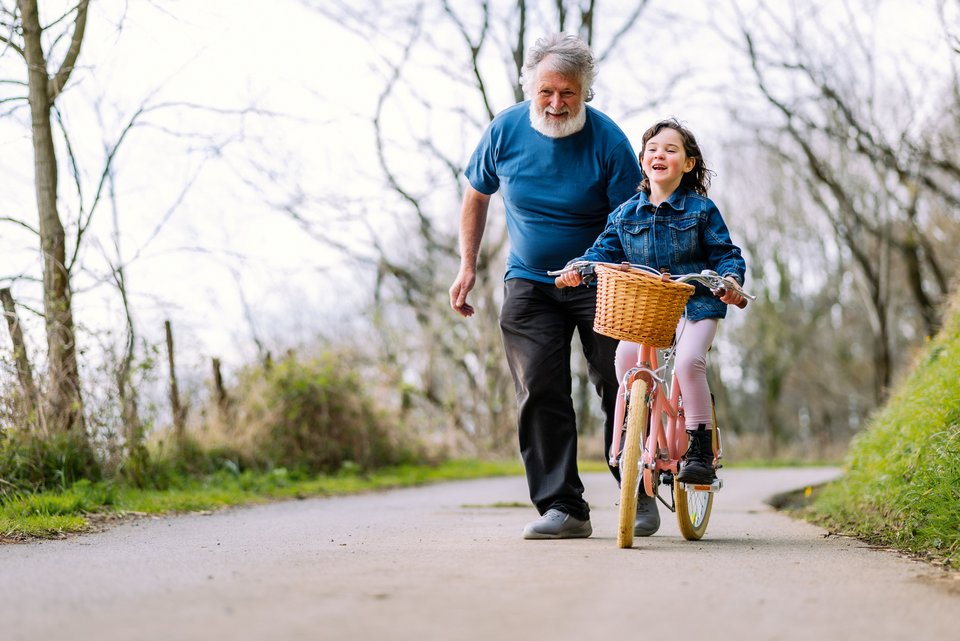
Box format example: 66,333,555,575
573,188,747,321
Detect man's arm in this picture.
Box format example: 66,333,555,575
449,186,492,318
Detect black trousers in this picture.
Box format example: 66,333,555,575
499,278,620,521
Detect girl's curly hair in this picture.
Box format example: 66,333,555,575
637,118,715,197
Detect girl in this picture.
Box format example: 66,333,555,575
556,118,747,535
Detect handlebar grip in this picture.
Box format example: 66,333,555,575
717,287,749,309
553,263,595,289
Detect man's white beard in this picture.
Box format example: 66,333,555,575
529,102,587,138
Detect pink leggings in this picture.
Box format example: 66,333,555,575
615,318,719,428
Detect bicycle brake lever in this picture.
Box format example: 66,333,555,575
580,263,596,286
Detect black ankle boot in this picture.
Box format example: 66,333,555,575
677,425,716,484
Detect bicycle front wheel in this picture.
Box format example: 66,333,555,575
675,482,713,540
616,379,647,549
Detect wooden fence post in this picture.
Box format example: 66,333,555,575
211,356,232,424
164,319,186,442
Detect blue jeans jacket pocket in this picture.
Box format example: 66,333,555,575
668,216,699,264
622,221,652,265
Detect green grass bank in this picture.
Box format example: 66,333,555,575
0,459,523,541
805,289,960,568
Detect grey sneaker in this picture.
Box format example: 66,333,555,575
634,492,660,536
522,508,592,540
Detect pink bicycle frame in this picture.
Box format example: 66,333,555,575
609,344,689,496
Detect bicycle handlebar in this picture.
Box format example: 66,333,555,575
548,261,755,308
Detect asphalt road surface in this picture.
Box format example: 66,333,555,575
2,467,958,641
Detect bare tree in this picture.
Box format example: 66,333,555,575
102,162,145,454
724,0,960,404
2,3,268,457
288,1,657,452
0,1,91,434
716,145,875,457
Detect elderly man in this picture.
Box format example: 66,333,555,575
449,33,642,539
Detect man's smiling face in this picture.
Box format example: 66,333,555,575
528,58,586,138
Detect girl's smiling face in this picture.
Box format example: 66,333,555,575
641,127,696,196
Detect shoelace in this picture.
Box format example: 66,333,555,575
686,433,708,461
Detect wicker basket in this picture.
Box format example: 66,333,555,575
593,264,695,347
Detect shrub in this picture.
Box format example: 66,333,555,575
183,350,423,476
253,354,416,474
0,430,101,496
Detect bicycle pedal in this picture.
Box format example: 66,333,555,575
680,478,723,493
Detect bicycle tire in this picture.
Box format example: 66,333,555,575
616,379,647,549
675,481,713,540
674,393,720,540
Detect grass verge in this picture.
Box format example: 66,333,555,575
0,458,524,542
802,291,960,569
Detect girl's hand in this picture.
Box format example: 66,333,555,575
555,270,583,288
720,288,745,307
718,276,747,308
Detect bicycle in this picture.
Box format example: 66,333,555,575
549,261,754,548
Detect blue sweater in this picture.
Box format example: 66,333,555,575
465,101,642,283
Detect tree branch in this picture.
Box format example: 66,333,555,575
0,216,39,235
595,0,650,63
47,0,89,102
441,0,495,120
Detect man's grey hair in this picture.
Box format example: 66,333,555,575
519,33,597,102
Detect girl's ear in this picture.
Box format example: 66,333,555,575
682,156,697,174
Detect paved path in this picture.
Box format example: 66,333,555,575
2,468,958,641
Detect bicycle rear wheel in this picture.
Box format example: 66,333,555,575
675,397,719,540
617,379,647,549
675,482,713,540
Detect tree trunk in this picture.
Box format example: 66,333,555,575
0,287,41,429
19,0,87,434
165,320,186,441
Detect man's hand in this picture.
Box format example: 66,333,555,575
449,268,477,317
451,187,491,318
